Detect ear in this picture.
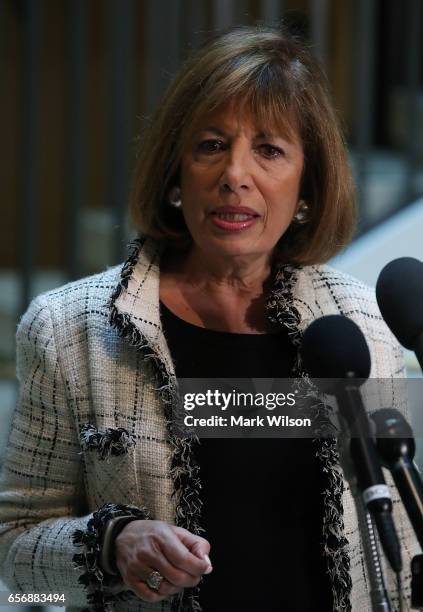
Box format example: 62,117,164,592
168,186,182,208
293,200,309,224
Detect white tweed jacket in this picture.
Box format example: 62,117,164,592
0,237,418,612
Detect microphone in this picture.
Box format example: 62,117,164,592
371,408,423,550
376,257,423,370
301,315,402,573
300,315,371,380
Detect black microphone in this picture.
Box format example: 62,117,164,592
371,408,423,550
301,315,402,573
376,257,423,370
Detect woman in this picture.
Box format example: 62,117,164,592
0,25,417,612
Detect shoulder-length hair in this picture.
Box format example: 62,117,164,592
130,25,356,265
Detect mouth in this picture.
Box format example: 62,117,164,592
209,208,260,232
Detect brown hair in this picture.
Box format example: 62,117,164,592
130,25,356,265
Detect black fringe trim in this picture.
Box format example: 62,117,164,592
267,263,352,612
267,263,302,352
79,424,136,461
72,502,151,611
108,237,203,612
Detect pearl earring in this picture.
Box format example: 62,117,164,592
168,186,182,208
294,199,309,224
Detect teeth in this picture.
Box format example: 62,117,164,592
215,214,252,221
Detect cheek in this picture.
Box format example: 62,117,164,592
181,163,213,196
272,168,302,199
261,177,301,224
264,180,300,209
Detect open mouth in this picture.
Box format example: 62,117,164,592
210,211,259,231
211,212,259,221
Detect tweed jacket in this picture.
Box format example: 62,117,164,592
0,237,418,612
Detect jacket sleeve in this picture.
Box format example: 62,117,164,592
0,295,147,610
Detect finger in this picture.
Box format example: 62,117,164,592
135,569,183,598
156,580,183,598
126,569,183,601
173,527,211,557
157,528,211,577
172,527,212,572
125,576,182,601
138,549,202,588
127,577,169,604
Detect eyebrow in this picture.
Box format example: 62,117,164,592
198,126,286,140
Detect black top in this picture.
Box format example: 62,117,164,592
160,301,332,611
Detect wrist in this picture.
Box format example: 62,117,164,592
100,515,140,576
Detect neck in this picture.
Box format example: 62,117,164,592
160,246,276,333
168,246,272,296
160,245,273,333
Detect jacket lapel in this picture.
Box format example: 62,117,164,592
268,262,352,611
109,237,175,377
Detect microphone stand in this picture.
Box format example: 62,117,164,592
338,432,393,611
351,464,393,611
358,504,393,611
371,408,423,609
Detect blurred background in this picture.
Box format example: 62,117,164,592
1,0,423,608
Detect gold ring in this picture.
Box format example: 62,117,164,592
146,569,164,591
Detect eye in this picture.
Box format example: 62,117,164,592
257,144,284,159
196,139,226,154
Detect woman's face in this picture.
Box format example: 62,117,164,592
179,103,304,265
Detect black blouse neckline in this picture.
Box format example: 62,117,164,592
159,300,287,347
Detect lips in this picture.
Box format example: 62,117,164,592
209,206,259,232
211,206,259,217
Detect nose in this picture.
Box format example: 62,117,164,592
219,143,252,194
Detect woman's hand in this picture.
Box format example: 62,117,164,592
115,520,212,603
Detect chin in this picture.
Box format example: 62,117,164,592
201,235,273,261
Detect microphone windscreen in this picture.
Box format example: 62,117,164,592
371,408,413,439
300,315,371,381
376,257,423,350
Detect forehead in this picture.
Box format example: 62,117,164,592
189,99,301,144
